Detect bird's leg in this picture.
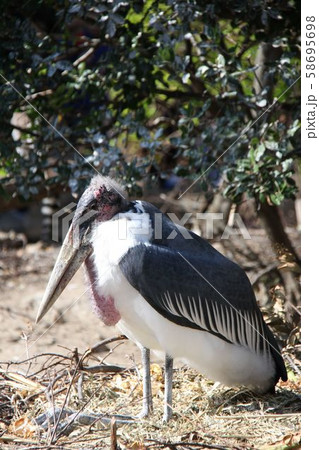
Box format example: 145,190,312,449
163,354,173,422
138,346,153,418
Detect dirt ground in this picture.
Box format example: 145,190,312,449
0,243,140,368
0,233,301,449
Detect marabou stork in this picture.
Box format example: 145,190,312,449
36,175,287,421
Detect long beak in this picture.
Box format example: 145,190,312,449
36,225,93,323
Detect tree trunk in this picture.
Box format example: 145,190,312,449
258,202,300,266
253,43,300,326
258,202,300,325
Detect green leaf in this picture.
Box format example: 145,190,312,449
254,143,266,161
106,19,116,37
270,193,284,205
216,54,225,68
196,65,209,77
265,141,278,151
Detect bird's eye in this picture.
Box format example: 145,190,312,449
107,191,119,203
88,199,98,210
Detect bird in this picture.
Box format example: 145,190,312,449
36,175,287,421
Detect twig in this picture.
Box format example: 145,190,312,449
146,439,233,449
71,347,81,367
0,435,38,445
90,335,128,353
79,364,125,373
73,47,94,66
0,352,72,368
25,89,53,101
18,447,69,450
45,371,69,402
284,354,301,376
110,417,118,450
251,263,279,286
211,412,301,419
287,302,301,316
37,406,135,434
77,372,84,402
49,358,82,444
26,359,70,378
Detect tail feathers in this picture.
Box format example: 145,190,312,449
265,326,287,384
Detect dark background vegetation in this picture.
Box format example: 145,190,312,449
0,1,300,323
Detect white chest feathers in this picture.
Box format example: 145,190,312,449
91,212,152,268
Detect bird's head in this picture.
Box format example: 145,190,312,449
72,175,128,243
36,175,128,323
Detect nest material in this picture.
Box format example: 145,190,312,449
0,338,301,450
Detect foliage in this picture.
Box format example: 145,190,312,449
0,0,300,202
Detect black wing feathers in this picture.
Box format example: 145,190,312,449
119,242,287,382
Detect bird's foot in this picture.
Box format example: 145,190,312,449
136,405,152,420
